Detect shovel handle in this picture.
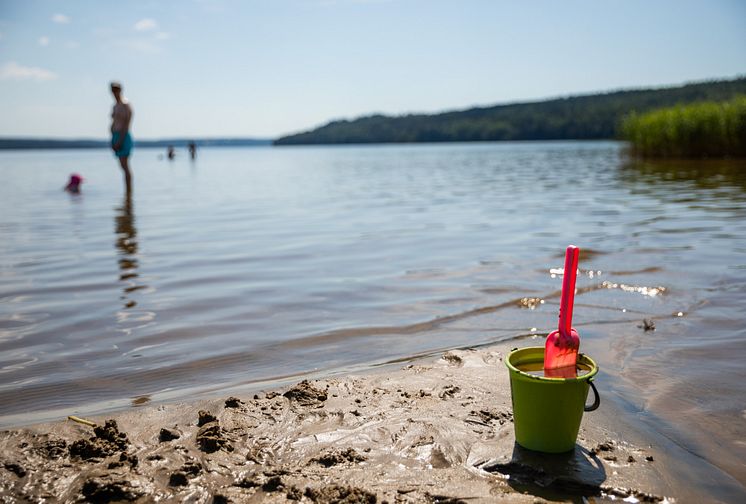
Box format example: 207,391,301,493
560,245,580,336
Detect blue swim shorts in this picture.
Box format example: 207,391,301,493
112,131,133,158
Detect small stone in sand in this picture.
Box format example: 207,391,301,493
470,409,513,425
304,484,377,504
159,428,180,442
107,452,138,469
439,385,461,399
81,475,143,502
646,455,654,462
169,471,189,487
287,485,304,500
442,352,463,366
235,475,259,488
425,494,468,504
592,441,615,454
181,460,203,476
262,475,284,492
70,439,107,460
3,462,26,478
196,421,233,453
94,420,128,448
311,447,367,467
197,410,218,426
37,438,67,459
69,419,129,460
283,380,328,407
225,397,243,408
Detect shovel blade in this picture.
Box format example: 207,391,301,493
544,328,580,375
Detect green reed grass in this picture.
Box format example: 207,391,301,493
621,96,746,158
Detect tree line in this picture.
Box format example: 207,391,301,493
274,77,746,145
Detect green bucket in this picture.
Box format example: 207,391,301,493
505,347,600,453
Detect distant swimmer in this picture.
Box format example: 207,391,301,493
65,173,83,194
110,81,133,193
167,145,175,160
188,141,197,160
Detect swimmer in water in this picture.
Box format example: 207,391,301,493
64,173,83,194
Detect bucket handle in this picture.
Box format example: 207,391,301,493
584,381,600,412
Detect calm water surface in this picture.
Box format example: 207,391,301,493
1,142,745,495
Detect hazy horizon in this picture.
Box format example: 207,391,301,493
1,0,744,139
2,74,744,142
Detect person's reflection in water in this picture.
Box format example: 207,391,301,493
115,191,145,308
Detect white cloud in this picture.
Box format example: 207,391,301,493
66,41,80,49
155,31,170,40
39,36,50,47
0,61,58,81
133,18,158,31
52,14,70,24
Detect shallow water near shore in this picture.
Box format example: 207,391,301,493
1,141,745,497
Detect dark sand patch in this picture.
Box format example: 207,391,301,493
37,437,67,459
69,419,128,460
304,484,377,503
2,461,26,478
158,427,180,442
311,447,367,467
224,396,243,408
197,410,217,426
442,352,464,366
196,419,232,453
283,380,328,406
81,472,145,502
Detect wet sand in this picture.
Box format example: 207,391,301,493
1,344,678,503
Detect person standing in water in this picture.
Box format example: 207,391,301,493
110,81,133,192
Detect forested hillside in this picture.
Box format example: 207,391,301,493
274,77,746,145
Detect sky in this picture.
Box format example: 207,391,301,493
0,0,744,139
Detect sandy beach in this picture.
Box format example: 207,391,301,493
1,343,679,503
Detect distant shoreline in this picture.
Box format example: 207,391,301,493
274,76,746,146
0,138,272,150
0,137,630,151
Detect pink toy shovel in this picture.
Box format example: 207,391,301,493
545,245,580,378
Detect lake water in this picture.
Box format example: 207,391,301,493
1,142,745,495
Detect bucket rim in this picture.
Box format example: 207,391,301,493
505,346,598,382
